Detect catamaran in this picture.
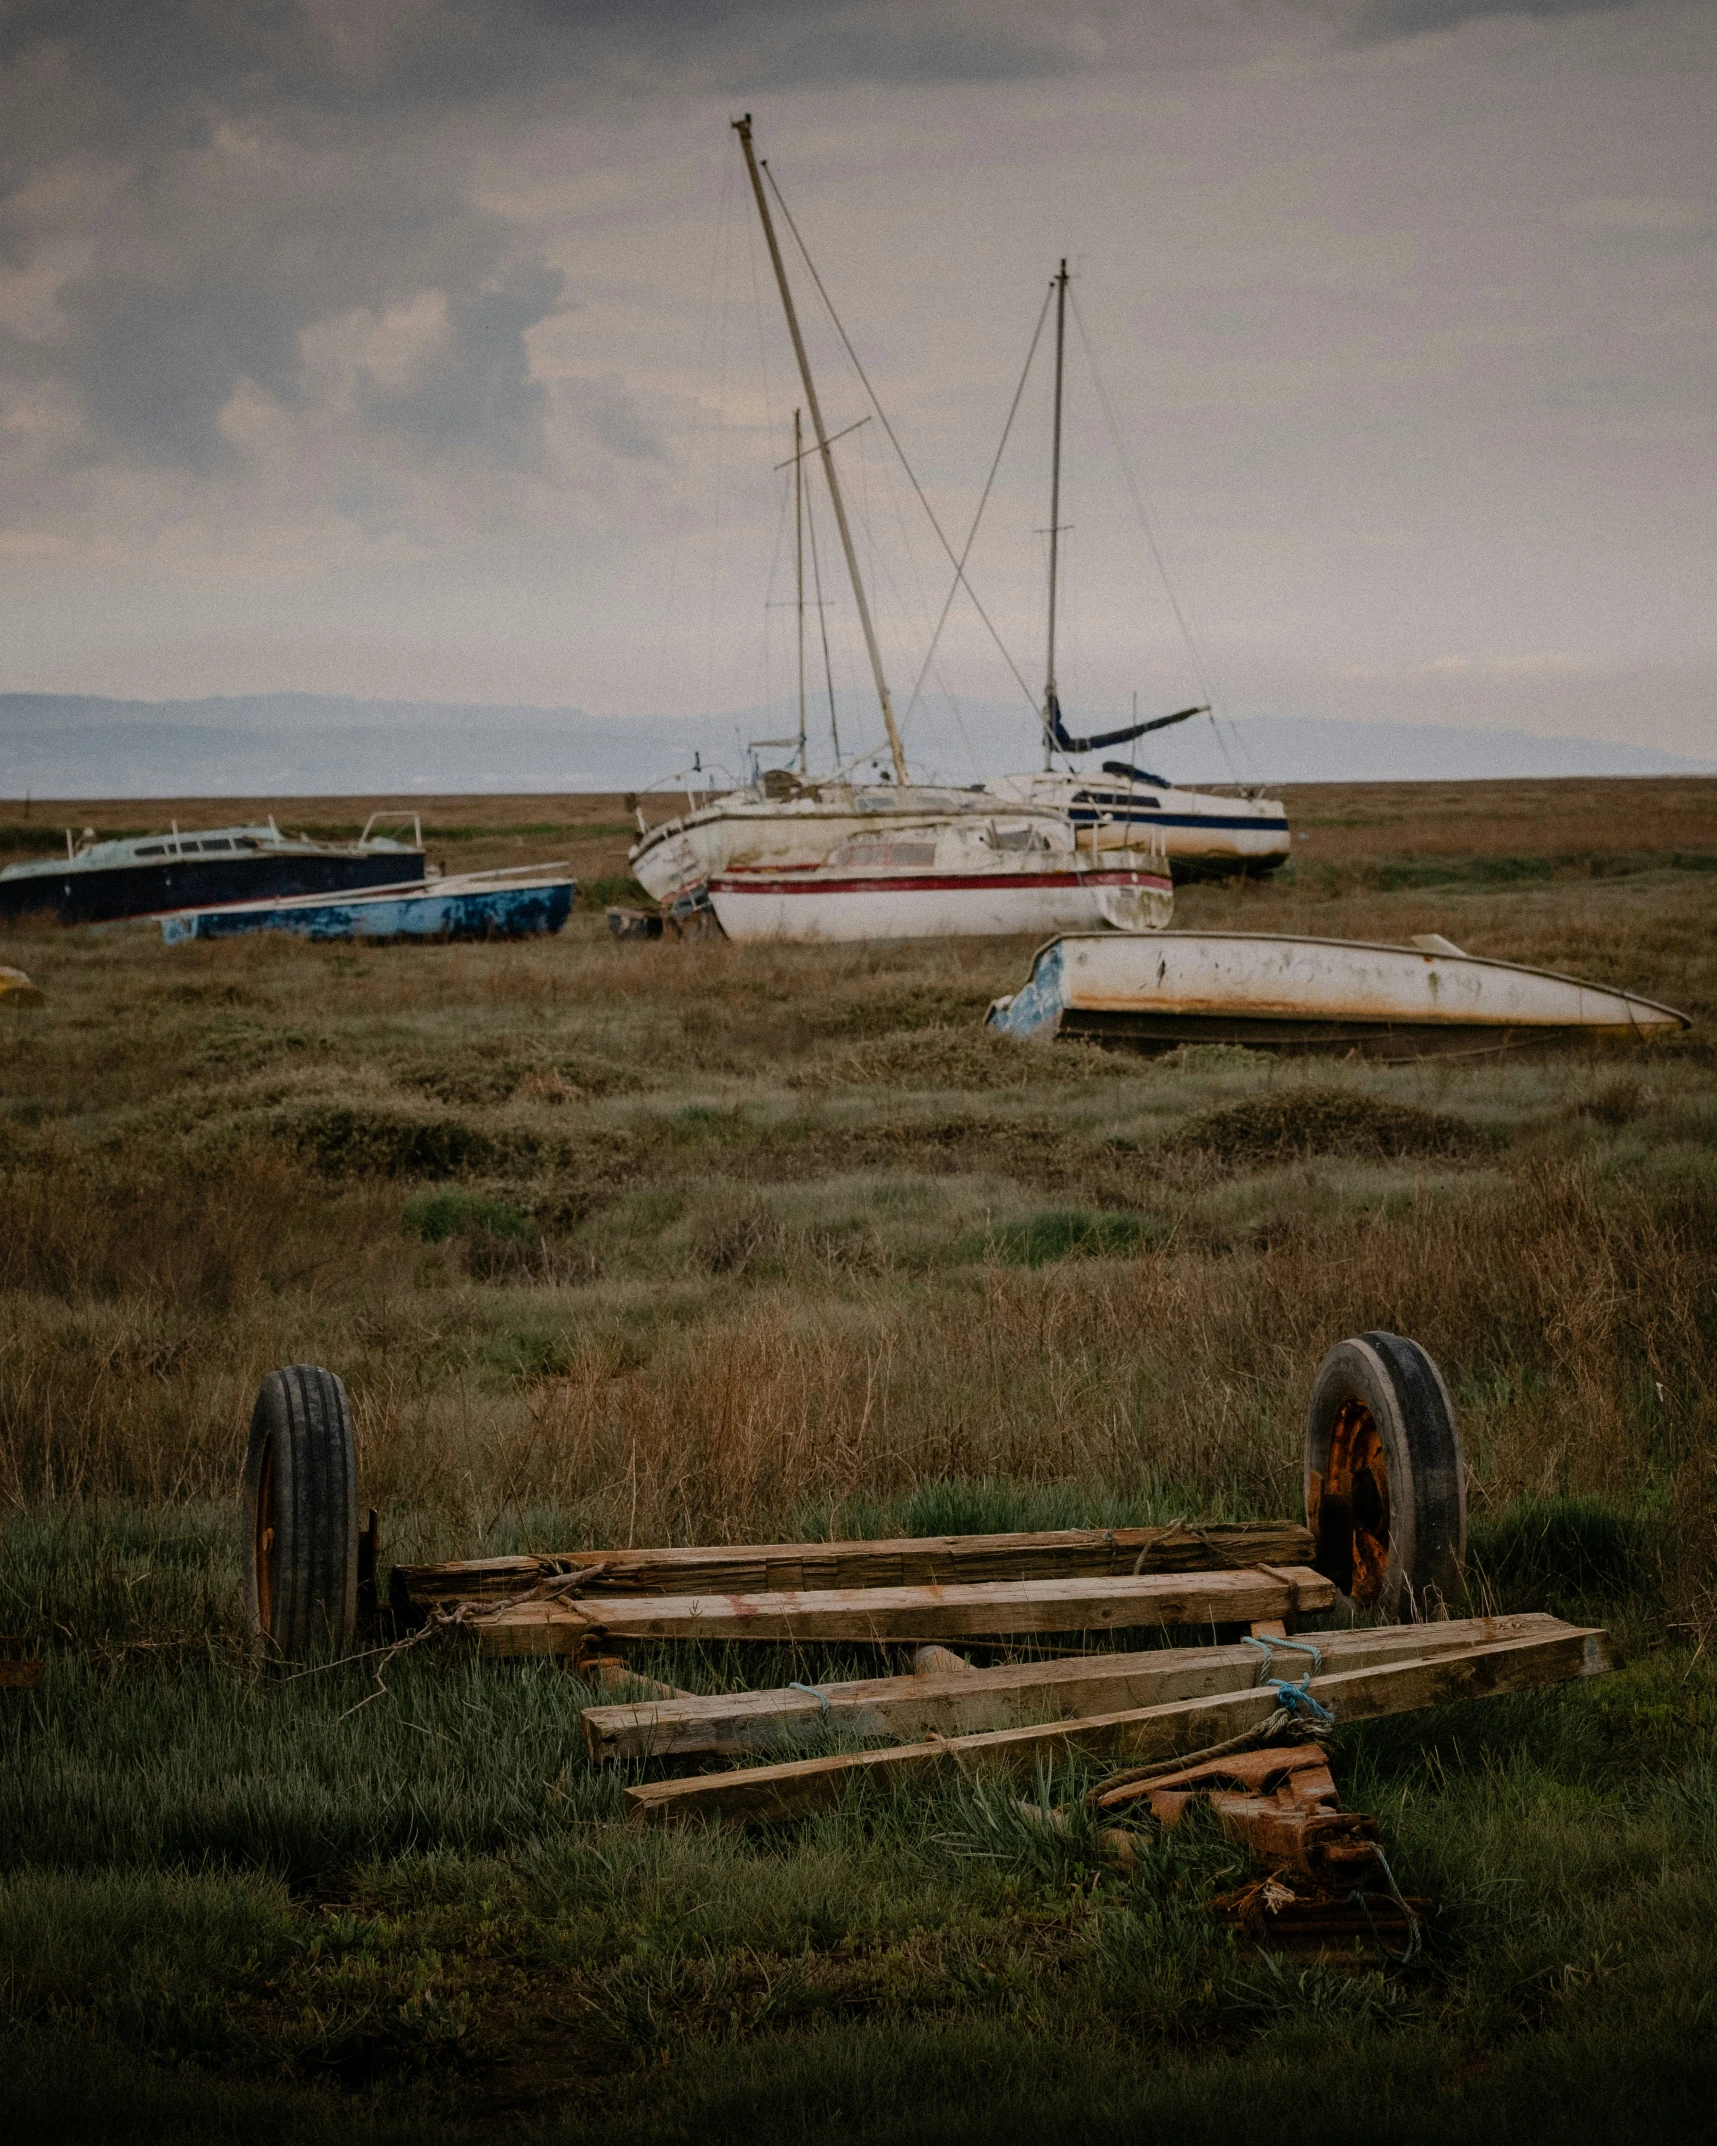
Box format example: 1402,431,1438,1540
628,124,1288,911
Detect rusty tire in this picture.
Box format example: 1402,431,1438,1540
243,1366,358,1659
1303,1334,1465,1621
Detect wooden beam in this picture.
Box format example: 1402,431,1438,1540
393,1520,1316,1611
581,1613,1571,1762
624,1625,1616,1826
475,1565,1336,1657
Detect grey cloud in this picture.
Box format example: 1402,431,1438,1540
364,261,565,459
79,284,301,472
0,0,1090,480
1,0,1100,117
1352,0,1638,38
561,373,663,463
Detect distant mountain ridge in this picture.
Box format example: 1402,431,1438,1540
0,691,1705,799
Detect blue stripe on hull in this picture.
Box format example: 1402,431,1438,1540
1065,809,1290,836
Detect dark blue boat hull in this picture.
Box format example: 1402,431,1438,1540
161,880,574,944
0,850,424,926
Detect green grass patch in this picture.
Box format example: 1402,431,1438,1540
1469,1495,1657,1616
965,1207,1149,1266
402,1187,532,1245
577,873,653,910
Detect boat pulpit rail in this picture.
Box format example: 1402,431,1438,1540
359,811,424,850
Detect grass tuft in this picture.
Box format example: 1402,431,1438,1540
1177,1084,1479,1166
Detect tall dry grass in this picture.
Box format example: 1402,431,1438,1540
2,782,1713,1633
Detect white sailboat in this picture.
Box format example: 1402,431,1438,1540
629,125,1286,910
708,815,1172,944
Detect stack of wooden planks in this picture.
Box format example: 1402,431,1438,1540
397,1523,1615,1832
389,1518,1319,1618
598,1614,1616,1824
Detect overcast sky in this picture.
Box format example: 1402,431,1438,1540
0,0,1711,769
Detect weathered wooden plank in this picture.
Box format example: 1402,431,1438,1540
393,1520,1316,1611
582,1613,1569,1762
475,1565,1336,1656
624,1626,1616,1826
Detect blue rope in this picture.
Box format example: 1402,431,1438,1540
788,1681,830,1713
1241,1633,1333,1730
1264,1679,1336,1727
1241,1632,1323,1680
1348,1845,1422,1963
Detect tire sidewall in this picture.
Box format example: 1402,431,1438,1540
1304,1332,1465,1620
242,1365,357,1658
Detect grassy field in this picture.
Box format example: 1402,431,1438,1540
2,775,1715,2142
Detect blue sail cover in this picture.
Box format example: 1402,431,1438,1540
1046,694,1207,758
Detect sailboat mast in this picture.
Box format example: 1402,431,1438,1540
1043,258,1068,773
793,407,807,775
734,115,908,784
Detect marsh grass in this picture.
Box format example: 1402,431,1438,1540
2,777,1716,2138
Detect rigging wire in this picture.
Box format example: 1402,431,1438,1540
902,281,1055,734
761,159,1038,709
700,167,740,727
745,184,786,733
1068,284,1249,786
803,458,842,763
648,142,735,735
757,454,796,731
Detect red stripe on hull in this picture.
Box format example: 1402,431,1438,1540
709,871,1173,898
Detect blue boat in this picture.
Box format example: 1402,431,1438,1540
1,812,426,926
159,868,575,945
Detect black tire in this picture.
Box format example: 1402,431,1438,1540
1304,1333,1465,1620
243,1366,358,1657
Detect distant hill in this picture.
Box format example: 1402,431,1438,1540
0,691,1706,799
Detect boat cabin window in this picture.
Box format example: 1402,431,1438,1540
136,844,166,857
198,838,233,852
828,836,939,870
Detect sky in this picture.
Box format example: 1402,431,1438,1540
0,0,1712,777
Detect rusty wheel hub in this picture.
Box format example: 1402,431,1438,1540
1316,1397,1391,1607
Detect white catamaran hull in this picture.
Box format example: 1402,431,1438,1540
986,932,1691,1052
630,791,1020,906
710,865,1173,944
983,774,1290,877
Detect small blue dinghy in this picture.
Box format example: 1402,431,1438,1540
159,867,575,945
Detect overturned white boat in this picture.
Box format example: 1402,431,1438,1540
986,932,1691,1054
709,819,1172,944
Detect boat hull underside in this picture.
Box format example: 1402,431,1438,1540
986,932,1689,1057
710,871,1171,943
0,851,423,926
1055,1007,1667,1058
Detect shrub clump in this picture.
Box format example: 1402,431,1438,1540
274,1103,529,1178
792,1027,1133,1093
402,1187,532,1244
1175,1085,1479,1166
